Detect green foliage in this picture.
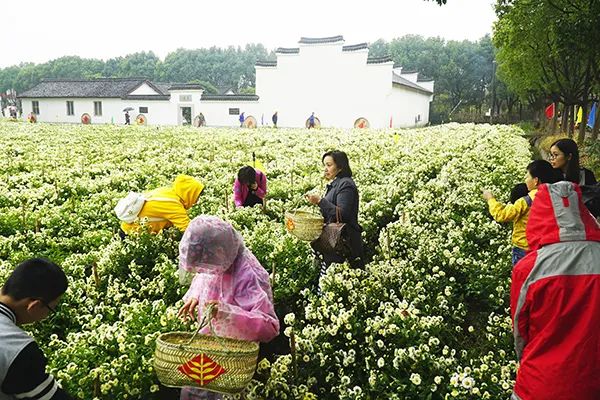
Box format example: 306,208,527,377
0,119,529,399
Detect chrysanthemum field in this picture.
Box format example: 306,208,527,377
0,121,530,399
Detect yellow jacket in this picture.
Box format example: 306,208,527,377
487,189,537,250
121,175,204,234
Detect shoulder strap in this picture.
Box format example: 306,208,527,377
523,194,533,208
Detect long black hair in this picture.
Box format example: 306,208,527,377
551,138,580,183
322,150,352,178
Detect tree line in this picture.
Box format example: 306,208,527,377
1,36,515,125
8,0,599,137
494,0,600,142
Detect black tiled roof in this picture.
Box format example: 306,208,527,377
401,69,418,74
200,94,259,101
276,47,300,54
417,77,434,82
154,82,174,95
168,84,205,90
19,78,148,98
299,36,344,44
256,61,278,67
392,73,433,94
18,78,171,99
342,43,368,52
367,56,393,64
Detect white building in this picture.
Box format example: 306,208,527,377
18,79,206,126
18,35,434,129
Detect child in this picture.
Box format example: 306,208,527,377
482,160,556,266
176,216,279,399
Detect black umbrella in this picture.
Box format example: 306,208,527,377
123,107,134,112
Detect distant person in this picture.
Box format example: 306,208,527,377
272,112,278,128
511,181,600,400
239,112,245,127
482,160,556,266
0,258,73,399
549,138,597,185
125,111,131,125
198,112,205,127
118,175,204,236
308,112,316,129
233,166,267,208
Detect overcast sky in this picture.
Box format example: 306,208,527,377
1,0,496,68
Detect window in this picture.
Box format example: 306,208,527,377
94,101,102,116
32,101,39,115
66,101,74,116
179,94,192,102
139,106,148,114
229,108,240,115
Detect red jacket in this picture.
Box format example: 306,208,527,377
511,182,600,400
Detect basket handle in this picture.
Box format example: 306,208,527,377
289,194,308,211
184,303,220,346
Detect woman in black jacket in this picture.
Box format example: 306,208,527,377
549,138,597,185
306,150,365,278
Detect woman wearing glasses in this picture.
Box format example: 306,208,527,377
549,138,597,185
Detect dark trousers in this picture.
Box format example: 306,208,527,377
243,192,263,207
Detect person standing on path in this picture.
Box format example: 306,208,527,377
308,112,315,129
272,112,278,128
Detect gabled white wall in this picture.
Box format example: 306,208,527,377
250,42,432,129
400,73,419,84
129,83,161,95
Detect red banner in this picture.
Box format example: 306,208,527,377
545,103,555,120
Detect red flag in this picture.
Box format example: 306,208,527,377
389,116,393,128
545,103,555,119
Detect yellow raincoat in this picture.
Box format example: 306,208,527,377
120,175,204,234
487,189,537,250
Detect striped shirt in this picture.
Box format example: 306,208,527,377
0,302,72,400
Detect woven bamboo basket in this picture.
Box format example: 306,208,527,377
154,309,259,394
285,210,324,241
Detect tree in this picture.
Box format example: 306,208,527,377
494,0,600,141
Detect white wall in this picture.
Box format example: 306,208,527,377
20,98,176,125
19,89,208,126
129,83,160,95
252,42,433,129
198,101,263,127
386,85,431,128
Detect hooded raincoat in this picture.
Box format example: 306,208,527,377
179,216,279,342
510,182,600,400
120,175,204,234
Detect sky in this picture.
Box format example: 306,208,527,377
0,0,497,68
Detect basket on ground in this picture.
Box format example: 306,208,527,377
285,210,324,241
154,331,259,394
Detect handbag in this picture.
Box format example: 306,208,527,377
311,207,350,257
